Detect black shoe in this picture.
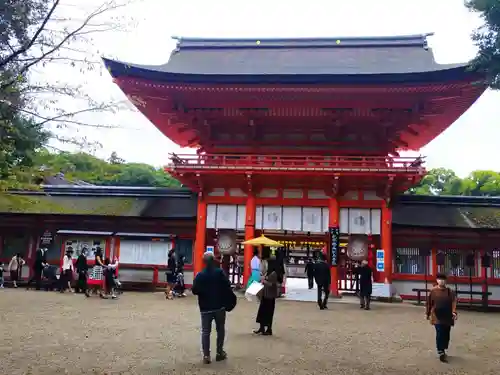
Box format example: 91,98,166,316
263,329,273,336
360,305,365,309
203,356,211,364
323,305,328,310
253,327,264,334
365,306,371,311
215,351,227,362
319,305,325,310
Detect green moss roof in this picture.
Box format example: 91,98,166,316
0,193,148,216
460,207,500,229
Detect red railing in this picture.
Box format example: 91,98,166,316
168,153,425,174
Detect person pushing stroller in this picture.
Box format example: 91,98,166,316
103,257,119,299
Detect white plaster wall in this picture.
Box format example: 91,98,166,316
119,269,154,283
118,269,194,286
487,285,500,300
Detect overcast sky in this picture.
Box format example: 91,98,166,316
41,0,500,177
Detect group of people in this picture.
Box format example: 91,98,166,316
164,249,186,299
305,255,373,310
192,248,458,365
1,246,120,299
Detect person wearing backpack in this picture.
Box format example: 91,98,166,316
426,273,457,362
192,251,233,364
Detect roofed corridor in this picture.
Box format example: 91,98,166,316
168,153,426,174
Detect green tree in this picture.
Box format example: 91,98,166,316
33,150,181,188
466,0,500,89
461,170,500,196
0,115,50,189
408,168,462,195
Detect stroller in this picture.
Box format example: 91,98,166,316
42,265,59,291
172,272,186,298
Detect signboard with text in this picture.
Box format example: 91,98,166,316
328,226,340,267
376,249,385,272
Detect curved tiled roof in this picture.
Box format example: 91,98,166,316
103,34,470,83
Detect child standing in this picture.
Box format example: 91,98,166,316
103,257,119,299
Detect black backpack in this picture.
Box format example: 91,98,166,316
224,288,237,312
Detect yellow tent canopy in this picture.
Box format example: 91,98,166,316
242,235,283,247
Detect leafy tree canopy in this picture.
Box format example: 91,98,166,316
34,150,181,188
467,0,500,89
408,168,500,196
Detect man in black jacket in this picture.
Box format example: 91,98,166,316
75,248,89,294
192,252,231,364
314,252,331,310
26,247,47,290
356,260,373,310
305,258,315,289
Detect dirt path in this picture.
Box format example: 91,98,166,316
0,289,498,374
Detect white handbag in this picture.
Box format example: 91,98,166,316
245,281,264,302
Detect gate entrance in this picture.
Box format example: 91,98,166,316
337,245,359,293
337,235,379,294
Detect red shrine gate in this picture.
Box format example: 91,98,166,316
105,34,485,297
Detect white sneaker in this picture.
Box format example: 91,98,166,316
0,285,4,288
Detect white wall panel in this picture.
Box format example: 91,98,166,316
349,208,371,234
216,205,238,229
370,209,381,235
282,206,302,231
302,207,323,233
120,240,172,265
340,208,349,234
322,207,330,232
283,189,303,198
263,206,282,230
206,204,217,228
256,206,263,229
236,205,246,230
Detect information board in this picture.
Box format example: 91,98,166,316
328,226,340,267
376,249,385,272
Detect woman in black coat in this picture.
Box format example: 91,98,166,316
253,257,279,336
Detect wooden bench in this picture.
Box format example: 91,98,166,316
411,288,492,309
455,290,492,310
412,288,430,305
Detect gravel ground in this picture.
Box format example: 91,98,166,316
0,289,499,375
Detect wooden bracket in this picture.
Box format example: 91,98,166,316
384,175,395,205
246,173,253,194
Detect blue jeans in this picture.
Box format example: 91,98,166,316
201,309,226,357
435,324,451,352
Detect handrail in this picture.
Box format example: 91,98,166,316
167,153,426,172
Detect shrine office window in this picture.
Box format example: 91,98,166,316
437,249,477,277
1,234,30,260
395,248,428,275
492,250,500,279
175,239,193,264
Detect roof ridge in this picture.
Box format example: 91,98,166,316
173,34,434,50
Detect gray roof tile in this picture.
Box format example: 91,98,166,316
121,34,466,76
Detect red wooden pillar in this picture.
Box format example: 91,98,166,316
194,193,207,276
243,195,256,287
329,197,340,296
381,204,393,284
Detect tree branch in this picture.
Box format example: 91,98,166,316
0,0,62,69
1,1,128,91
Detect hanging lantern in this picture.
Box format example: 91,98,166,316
347,234,369,261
